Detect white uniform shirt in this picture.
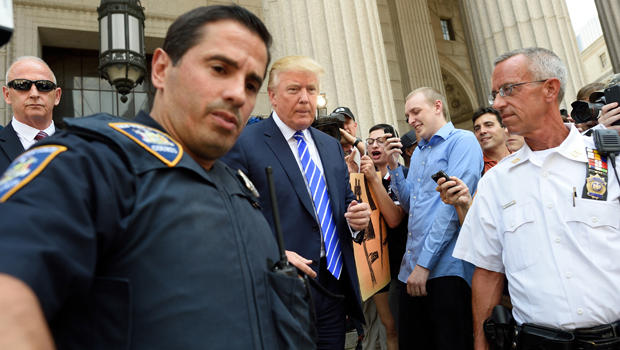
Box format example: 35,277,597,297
454,124,620,330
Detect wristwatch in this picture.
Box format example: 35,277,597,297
353,138,362,148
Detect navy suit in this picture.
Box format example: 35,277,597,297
0,123,25,173
222,116,363,348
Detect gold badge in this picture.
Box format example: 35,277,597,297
585,174,607,199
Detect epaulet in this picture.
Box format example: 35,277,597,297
108,122,183,167
0,145,67,202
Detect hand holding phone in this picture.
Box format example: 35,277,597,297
431,170,450,184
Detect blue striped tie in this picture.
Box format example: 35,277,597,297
293,131,343,279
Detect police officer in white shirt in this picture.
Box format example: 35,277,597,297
453,47,620,350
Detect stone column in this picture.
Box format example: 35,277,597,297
594,0,620,74
460,0,585,107
391,0,445,99
262,0,397,138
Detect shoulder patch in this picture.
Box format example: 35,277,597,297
109,122,183,167
0,145,67,202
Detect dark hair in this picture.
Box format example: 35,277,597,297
472,107,503,127
369,123,399,138
163,5,272,68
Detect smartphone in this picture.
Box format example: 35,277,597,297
604,85,620,126
431,170,450,184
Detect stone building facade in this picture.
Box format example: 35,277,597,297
1,0,617,137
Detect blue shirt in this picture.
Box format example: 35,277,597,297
389,122,483,285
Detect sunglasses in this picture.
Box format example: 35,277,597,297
7,79,57,92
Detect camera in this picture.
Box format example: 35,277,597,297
570,83,620,125
312,112,345,141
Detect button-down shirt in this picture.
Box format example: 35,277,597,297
454,124,620,329
12,117,55,150
390,122,483,284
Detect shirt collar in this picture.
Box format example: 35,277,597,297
506,123,587,169
271,110,311,141
418,122,454,148
11,116,55,141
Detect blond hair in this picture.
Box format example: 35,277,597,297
267,56,324,90
406,87,448,119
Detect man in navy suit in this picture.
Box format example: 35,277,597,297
223,55,370,350
1,56,61,172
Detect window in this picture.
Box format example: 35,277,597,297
600,52,609,68
43,47,154,122
440,19,455,41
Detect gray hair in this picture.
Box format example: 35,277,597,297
494,47,566,104
5,56,57,84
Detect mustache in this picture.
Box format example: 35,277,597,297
205,100,241,123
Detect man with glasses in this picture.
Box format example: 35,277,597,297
1,56,61,172
382,86,482,349
454,47,620,349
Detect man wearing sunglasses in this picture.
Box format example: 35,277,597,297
1,56,61,172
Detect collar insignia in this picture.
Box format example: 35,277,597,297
109,122,183,167
0,145,67,202
237,169,260,198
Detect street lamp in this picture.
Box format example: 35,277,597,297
98,0,146,103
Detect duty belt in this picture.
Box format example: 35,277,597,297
516,320,620,350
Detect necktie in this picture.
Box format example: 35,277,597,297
34,131,48,141
293,131,343,279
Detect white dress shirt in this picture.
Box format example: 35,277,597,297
11,117,55,150
454,124,620,330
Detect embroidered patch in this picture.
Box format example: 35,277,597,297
109,122,183,167
0,145,67,202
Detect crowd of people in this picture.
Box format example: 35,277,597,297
0,3,619,350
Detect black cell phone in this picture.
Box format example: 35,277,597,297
604,85,620,126
431,170,450,184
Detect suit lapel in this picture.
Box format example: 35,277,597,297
263,117,316,218
0,123,26,162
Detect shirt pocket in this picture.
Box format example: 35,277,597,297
565,198,620,271
501,202,539,273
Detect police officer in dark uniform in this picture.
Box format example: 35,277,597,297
0,5,312,349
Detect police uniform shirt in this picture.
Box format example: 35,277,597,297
454,124,620,330
0,112,307,349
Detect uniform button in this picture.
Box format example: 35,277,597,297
555,237,561,243
409,214,412,218
417,178,421,182
565,272,572,279
413,196,416,200
407,250,411,254
408,232,412,236
577,308,583,315
592,217,599,223
421,162,425,165
546,203,553,209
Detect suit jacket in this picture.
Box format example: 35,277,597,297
0,123,25,173
222,116,363,320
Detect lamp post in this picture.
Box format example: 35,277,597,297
98,0,146,103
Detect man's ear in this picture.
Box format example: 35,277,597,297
151,48,171,90
268,88,276,108
434,99,443,115
2,86,10,104
543,78,561,103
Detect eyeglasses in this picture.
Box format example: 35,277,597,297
488,79,547,104
7,79,57,92
366,137,387,146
